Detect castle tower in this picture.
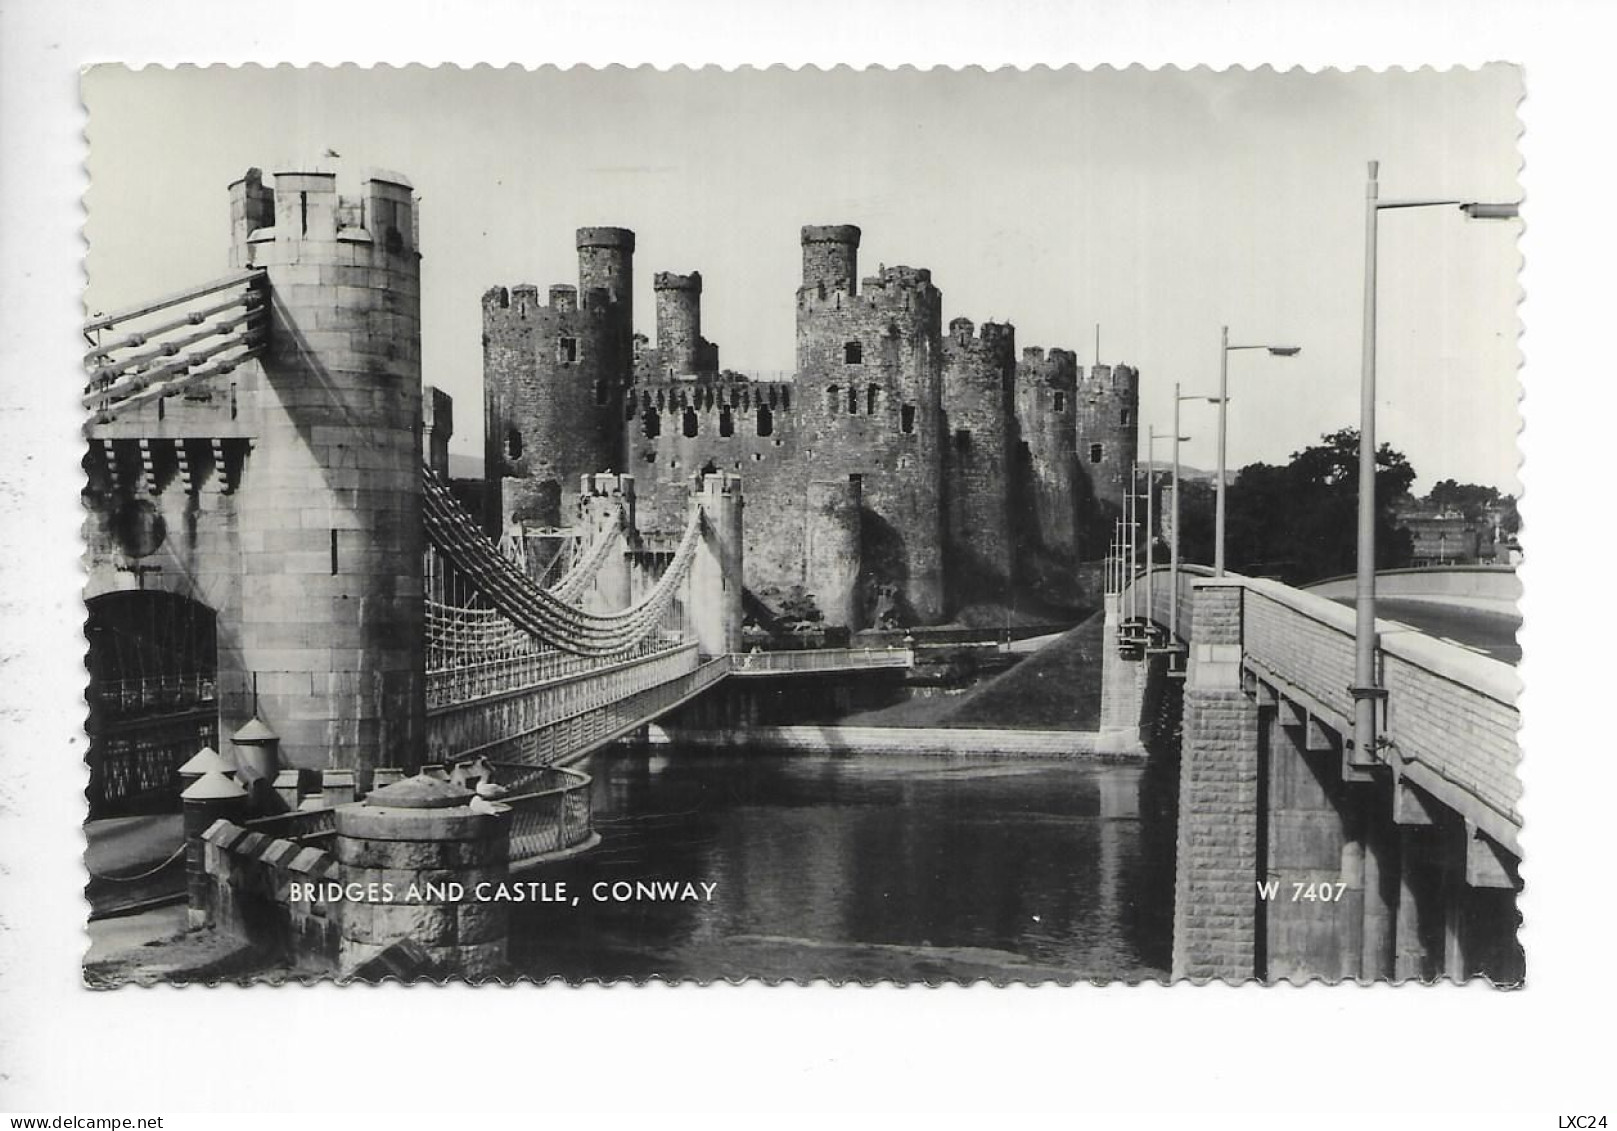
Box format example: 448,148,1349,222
805,477,863,629
1014,346,1080,562
482,227,635,532
941,317,1018,609
227,163,425,772
576,226,636,315
797,226,945,624
689,472,745,656
653,271,705,377
800,224,861,297
1075,363,1140,561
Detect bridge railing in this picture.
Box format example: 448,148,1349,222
502,765,596,868
728,647,914,675
1241,579,1521,846
426,636,680,710
91,674,217,718
427,643,724,765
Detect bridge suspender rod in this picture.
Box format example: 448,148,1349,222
547,515,623,603
83,269,266,335
89,345,265,425
421,465,700,655
83,289,264,367
84,313,265,404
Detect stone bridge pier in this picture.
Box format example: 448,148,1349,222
1105,571,1524,984
1170,580,1522,982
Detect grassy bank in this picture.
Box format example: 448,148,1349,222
841,609,1106,731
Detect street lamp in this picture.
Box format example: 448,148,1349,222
1352,159,1519,765
1214,327,1301,576
1168,383,1217,642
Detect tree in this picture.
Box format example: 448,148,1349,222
1224,428,1415,585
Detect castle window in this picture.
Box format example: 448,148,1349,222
901,404,916,434
558,337,578,364
682,407,699,438
1121,408,1131,427
506,428,523,460
757,405,774,436
595,380,609,406
827,385,840,414
752,452,763,462
782,388,791,410
848,386,859,414
1089,443,1104,464
844,341,863,365
1054,392,1067,413
642,408,661,439
955,429,972,449
867,384,879,414
719,406,735,437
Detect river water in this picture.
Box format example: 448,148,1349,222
509,744,1177,983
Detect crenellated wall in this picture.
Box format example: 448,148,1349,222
1014,345,1080,561
482,228,634,532
1076,363,1140,562
796,253,946,624
941,317,1017,604
484,220,1140,628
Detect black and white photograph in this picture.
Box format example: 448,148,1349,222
74,63,1524,987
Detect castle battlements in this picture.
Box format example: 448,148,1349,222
487,218,1139,626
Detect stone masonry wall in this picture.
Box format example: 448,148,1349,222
1172,581,1260,980
941,318,1016,607
1014,346,1080,562
1076,363,1139,562
796,259,946,623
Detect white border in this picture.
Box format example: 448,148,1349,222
1,0,1612,1119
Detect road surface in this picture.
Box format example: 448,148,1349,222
1328,597,1520,664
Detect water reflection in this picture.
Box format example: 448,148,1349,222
509,746,1175,983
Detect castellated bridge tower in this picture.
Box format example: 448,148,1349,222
1014,346,1080,563
797,224,946,624
483,227,634,533
1075,362,1140,561
941,317,1018,609
226,163,426,772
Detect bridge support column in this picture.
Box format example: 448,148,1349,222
1097,593,1147,756
226,165,425,774
1171,580,1261,980
333,774,511,980
690,473,744,657
579,473,634,613
1261,704,1359,982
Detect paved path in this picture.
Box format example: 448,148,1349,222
84,813,186,918
84,813,184,876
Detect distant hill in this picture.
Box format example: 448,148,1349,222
448,452,483,481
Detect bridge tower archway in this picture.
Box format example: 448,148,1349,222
84,590,220,817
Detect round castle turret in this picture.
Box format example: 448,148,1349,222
800,225,862,297
797,230,946,623
654,271,704,377
227,163,425,772
942,318,1018,606
1076,362,1140,560
1014,346,1081,562
483,227,636,531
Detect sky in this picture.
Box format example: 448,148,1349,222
83,65,1523,493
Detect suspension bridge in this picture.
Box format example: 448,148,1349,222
82,164,911,834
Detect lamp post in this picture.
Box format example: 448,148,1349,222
1215,326,1301,576
1147,425,1187,632
1352,159,1519,765
1169,383,1219,642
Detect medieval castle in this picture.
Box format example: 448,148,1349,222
482,224,1139,629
